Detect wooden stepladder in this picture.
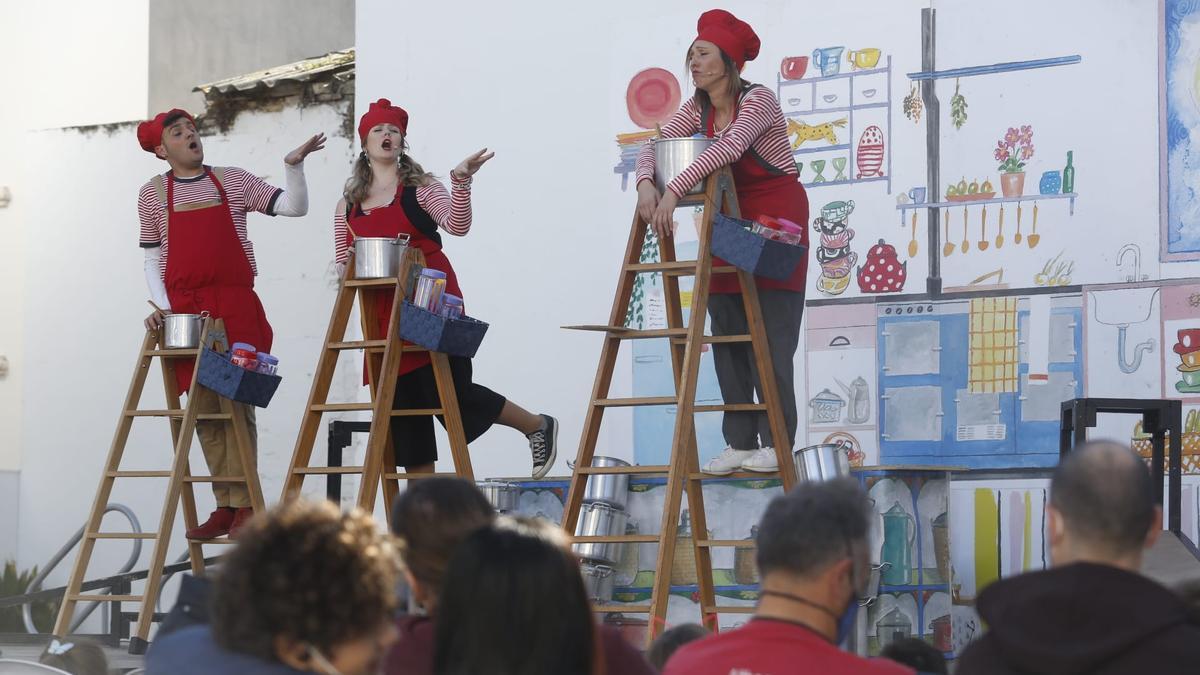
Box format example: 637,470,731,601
562,168,797,641
281,246,474,524
53,318,265,654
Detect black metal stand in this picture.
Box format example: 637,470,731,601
327,421,372,502
1060,398,1183,534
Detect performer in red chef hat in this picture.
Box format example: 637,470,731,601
332,98,559,480
137,109,325,539
635,9,810,475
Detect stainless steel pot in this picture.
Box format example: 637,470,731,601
580,456,631,509
793,442,851,482
581,562,615,604
655,137,715,196
573,502,630,565
163,312,208,349
477,480,520,513
353,235,410,279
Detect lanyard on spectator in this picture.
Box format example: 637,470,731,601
758,589,842,623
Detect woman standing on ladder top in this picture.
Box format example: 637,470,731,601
635,9,810,475
334,99,558,479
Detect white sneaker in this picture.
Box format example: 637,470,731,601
741,447,780,473
703,447,756,475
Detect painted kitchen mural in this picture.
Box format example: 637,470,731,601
601,0,1200,661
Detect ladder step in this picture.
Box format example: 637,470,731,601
72,594,142,602
311,403,373,412
625,261,696,273
183,476,247,483
703,606,756,614
391,408,443,417
143,348,201,358
345,278,399,287
107,471,172,478
574,465,670,475
195,538,238,545
689,470,781,481
694,403,767,413
592,604,651,613
329,339,387,350
125,410,233,420
88,532,158,540
691,334,753,344
294,466,366,475
382,472,464,480
561,325,689,340
696,539,756,549
595,396,677,408
572,535,661,544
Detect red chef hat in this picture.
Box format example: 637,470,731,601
137,109,194,155
695,9,760,70
358,98,409,144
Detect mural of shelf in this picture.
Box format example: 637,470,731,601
778,54,892,192
896,192,1079,217
907,55,1082,81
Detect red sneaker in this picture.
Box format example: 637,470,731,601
186,508,235,540
229,507,255,539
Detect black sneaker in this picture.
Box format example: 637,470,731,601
528,414,558,479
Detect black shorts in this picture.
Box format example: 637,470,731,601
389,356,506,468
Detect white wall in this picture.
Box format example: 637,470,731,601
15,103,355,616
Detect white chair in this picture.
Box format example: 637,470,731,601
0,659,73,674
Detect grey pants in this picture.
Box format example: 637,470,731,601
707,289,805,451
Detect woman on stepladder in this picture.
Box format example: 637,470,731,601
333,99,557,478
634,9,810,475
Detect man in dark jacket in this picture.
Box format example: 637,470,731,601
957,440,1200,675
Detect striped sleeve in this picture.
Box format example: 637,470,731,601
634,98,702,189
334,200,352,265
666,88,782,199
416,176,473,236
138,181,163,247
228,167,283,215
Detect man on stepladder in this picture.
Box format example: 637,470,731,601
137,108,325,539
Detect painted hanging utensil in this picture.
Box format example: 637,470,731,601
1014,203,1023,245
1027,203,1040,248
978,204,989,251
961,206,970,254
943,209,954,257
908,209,919,257
995,204,1005,249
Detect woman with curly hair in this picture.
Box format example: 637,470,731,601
146,500,402,675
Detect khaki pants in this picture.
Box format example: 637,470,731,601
192,389,257,508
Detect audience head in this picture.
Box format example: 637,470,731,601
212,499,402,675
390,477,495,611
1049,440,1161,570
880,637,949,674
756,478,873,609
646,623,710,670
38,638,107,675
433,515,594,675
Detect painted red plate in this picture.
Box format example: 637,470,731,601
626,68,682,130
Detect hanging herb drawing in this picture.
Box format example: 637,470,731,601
903,84,922,123
951,78,968,129
625,228,661,328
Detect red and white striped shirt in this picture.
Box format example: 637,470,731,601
635,86,797,198
138,167,282,277
333,176,473,265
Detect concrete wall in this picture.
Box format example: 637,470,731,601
148,0,354,115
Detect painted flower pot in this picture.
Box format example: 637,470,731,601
1000,171,1025,197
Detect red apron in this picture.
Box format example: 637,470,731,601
347,185,464,379
164,168,274,393
705,94,810,294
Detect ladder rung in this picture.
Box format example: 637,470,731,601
696,539,756,549
703,605,756,614
592,604,651,613
595,396,677,408
694,403,767,413
626,261,696,273
392,408,443,417
329,340,387,350
572,535,661,544
88,532,158,540
575,465,670,475
196,538,238,545
107,471,171,478
561,325,689,340
144,348,200,357
311,403,373,412
696,334,753,344
124,410,232,420
345,278,399,287
183,476,246,483
294,466,366,475
689,470,781,481
382,472,464,480
72,594,142,602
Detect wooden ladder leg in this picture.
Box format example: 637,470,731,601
224,397,266,513
282,267,360,502
159,341,205,576
430,353,473,481
562,211,647,534
53,330,159,637
737,267,796,491
380,426,400,523
685,440,719,631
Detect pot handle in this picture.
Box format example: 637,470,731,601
566,459,576,470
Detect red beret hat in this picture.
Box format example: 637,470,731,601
137,109,194,155
695,9,760,70
358,98,409,144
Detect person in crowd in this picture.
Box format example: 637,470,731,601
146,500,401,675
957,440,1200,674
663,479,912,675
880,637,948,675
38,637,108,675
334,98,557,480
646,623,709,671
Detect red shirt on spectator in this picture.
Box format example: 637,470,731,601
663,618,914,675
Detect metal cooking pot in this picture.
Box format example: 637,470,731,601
655,137,715,196
477,480,520,513
793,442,851,482
569,456,631,509
353,235,410,279
163,312,209,349
573,502,630,565
581,563,615,603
